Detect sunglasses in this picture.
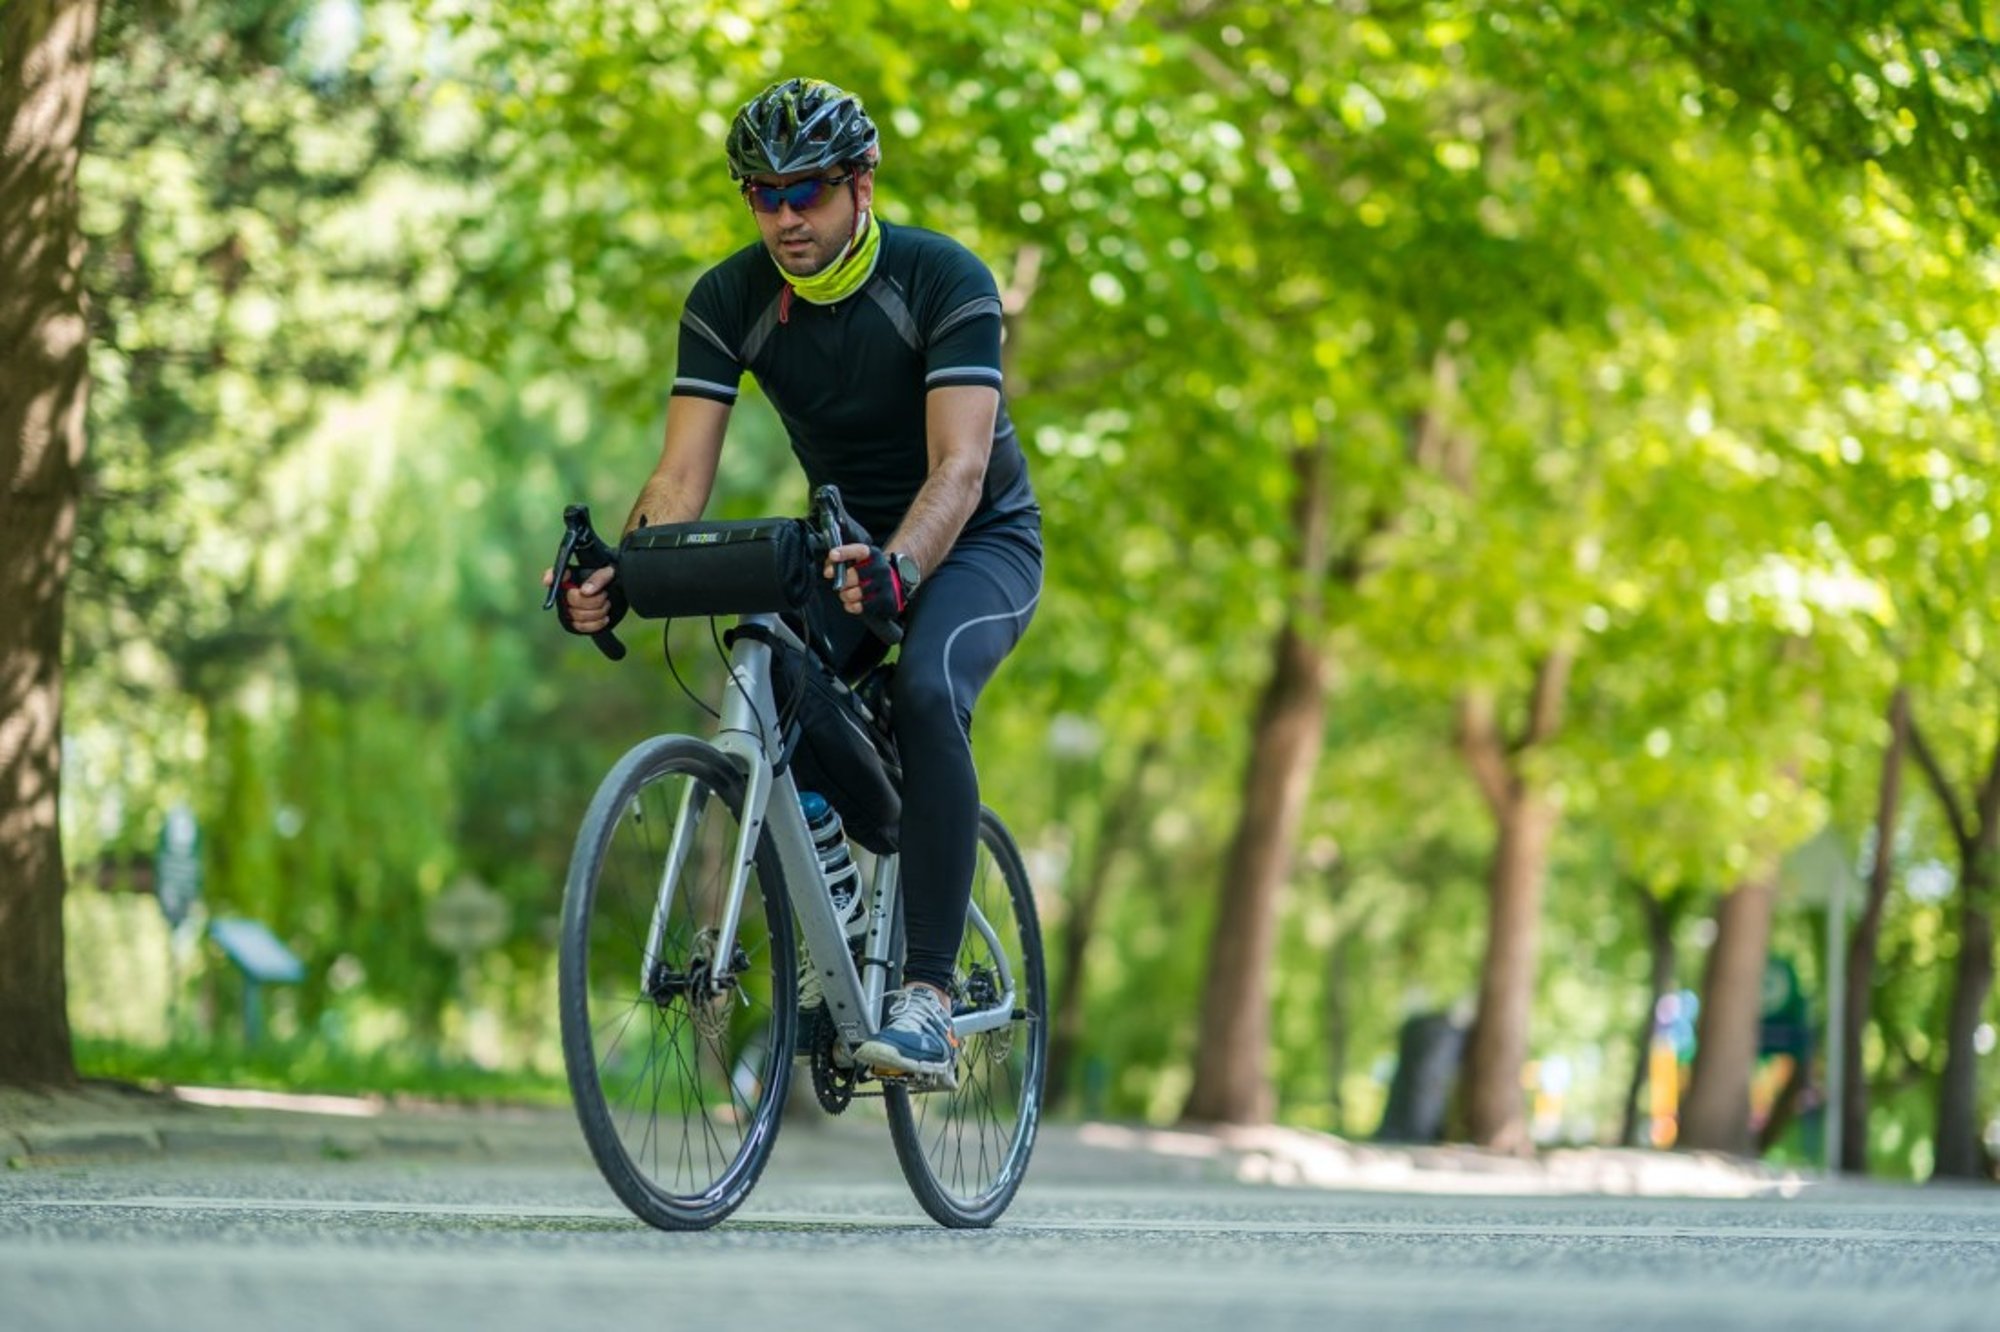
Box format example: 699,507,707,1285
741,172,854,214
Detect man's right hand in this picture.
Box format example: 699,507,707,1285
542,564,622,635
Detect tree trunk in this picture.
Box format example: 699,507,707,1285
1182,442,1331,1126
1841,686,1909,1175
0,0,99,1088
1908,717,2000,1181
1180,618,1326,1124
1679,876,1779,1155
1458,787,1558,1151
1933,885,1995,1180
1325,866,1358,1136
1621,882,1679,1148
1046,740,1157,1111
1453,650,1570,1153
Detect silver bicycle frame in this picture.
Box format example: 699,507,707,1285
643,612,1016,1052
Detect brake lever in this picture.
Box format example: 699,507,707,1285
815,488,848,593
549,504,627,661
811,484,903,647
544,526,582,611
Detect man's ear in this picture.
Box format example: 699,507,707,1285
855,168,876,213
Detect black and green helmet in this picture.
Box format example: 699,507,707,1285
725,78,881,180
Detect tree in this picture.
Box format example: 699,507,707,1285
1619,878,1691,1147
1842,687,1910,1173
1908,715,2000,1179
0,0,101,1086
1455,662,1570,1150
1183,441,1331,1124
1678,873,1780,1154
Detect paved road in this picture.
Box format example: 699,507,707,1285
5,1112,1999,1331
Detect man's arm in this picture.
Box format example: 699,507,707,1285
624,394,734,535
828,384,996,613
545,395,734,634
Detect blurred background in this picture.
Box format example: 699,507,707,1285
35,1,1999,1180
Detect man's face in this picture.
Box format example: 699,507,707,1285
744,168,874,277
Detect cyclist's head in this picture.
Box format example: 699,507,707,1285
726,78,881,182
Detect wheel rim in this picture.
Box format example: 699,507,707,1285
896,818,1045,1210
576,759,786,1210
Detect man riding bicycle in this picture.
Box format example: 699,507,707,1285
552,77,1042,1088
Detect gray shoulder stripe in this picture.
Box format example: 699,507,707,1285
683,311,739,364
866,282,921,351
926,366,1004,385
740,292,785,364
931,296,1003,340
672,377,740,399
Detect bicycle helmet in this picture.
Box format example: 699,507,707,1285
726,78,881,181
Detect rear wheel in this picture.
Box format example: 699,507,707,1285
558,736,795,1230
885,807,1047,1228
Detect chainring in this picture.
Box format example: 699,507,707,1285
808,1006,857,1113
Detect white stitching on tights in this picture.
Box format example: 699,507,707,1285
938,589,1041,742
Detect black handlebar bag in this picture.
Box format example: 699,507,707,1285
618,519,814,618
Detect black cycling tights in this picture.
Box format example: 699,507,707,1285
830,522,1041,995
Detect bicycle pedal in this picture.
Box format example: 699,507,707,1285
868,1065,958,1093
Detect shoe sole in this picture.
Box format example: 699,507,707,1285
854,1038,960,1091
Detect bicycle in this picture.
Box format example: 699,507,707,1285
546,489,1047,1230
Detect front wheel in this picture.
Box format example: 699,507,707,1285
885,807,1047,1228
558,736,795,1230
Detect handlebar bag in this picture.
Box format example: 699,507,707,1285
619,519,814,619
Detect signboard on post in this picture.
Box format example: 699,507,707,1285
155,803,202,928
425,877,511,956
1780,824,1860,1175
209,917,306,1044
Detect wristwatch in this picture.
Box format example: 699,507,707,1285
888,550,923,598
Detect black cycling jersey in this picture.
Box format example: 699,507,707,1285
670,219,1037,543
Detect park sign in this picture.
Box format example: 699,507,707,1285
425,876,511,955
155,803,202,928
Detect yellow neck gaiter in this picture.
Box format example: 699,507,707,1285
785,211,880,305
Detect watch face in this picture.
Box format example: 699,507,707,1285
892,552,921,589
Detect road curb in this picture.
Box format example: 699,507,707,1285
15,1122,165,1164
2,1103,594,1169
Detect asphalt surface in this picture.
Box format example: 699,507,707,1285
6,1085,1998,1331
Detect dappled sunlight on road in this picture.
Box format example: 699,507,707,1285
1076,1121,1809,1199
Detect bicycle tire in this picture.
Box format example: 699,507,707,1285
559,735,796,1230
884,806,1047,1228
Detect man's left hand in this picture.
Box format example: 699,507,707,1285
825,542,907,617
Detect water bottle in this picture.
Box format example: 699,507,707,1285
799,791,864,932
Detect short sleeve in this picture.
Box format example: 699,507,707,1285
671,270,745,405
922,255,1004,393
